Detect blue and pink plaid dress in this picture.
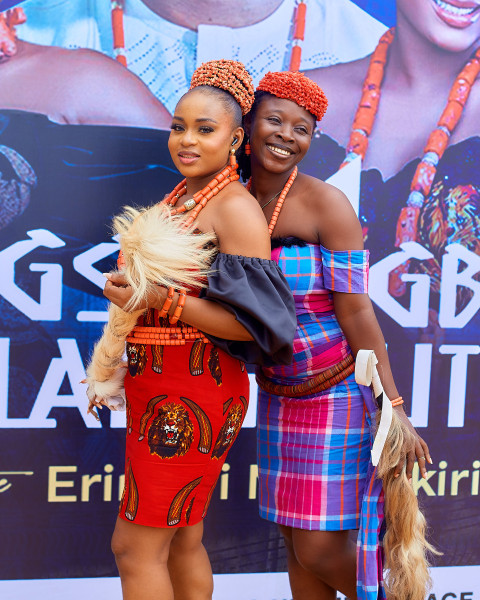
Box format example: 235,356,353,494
257,240,386,600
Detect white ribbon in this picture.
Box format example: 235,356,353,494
355,349,392,467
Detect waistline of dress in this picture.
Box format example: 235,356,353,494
256,353,355,398
126,325,210,346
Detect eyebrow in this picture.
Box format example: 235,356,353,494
267,110,312,127
171,116,218,124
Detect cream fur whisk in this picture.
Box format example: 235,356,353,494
85,203,215,417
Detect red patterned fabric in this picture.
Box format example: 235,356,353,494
119,310,249,528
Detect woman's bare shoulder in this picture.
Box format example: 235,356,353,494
14,42,171,128
213,183,271,258
300,173,351,208
217,182,265,219
298,173,363,249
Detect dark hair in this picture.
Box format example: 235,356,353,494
188,85,243,128
237,91,269,181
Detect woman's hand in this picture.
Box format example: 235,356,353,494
393,407,432,482
80,377,108,421
103,272,167,311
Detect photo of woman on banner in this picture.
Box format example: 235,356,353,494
86,59,296,599
16,0,388,117
308,0,480,326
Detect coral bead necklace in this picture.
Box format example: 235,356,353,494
164,153,240,228
110,0,306,72
118,154,238,327
342,28,480,296
248,167,298,236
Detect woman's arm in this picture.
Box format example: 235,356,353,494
316,182,432,480
104,276,254,340
334,293,432,479
104,190,272,341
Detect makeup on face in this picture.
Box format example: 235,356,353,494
168,90,239,180
430,0,480,29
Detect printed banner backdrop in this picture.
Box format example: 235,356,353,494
0,0,479,597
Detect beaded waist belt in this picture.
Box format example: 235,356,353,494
126,325,209,346
256,354,355,398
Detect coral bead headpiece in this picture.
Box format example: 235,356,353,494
190,59,255,115
257,70,328,122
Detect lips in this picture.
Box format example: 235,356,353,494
266,143,294,158
178,151,200,164
431,0,480,28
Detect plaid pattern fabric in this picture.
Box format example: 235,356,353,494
257,373,371,530
264,244,369,382
321,245,370,294
257,242,385,600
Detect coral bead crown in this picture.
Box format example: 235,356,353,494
257,70,328,122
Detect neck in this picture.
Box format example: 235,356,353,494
249,160,296,206
140,0,284,30
183,163,232,197
387,16,479,92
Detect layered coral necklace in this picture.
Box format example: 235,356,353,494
342,28,480,296
110,0,306,71
117,157,238,273
164,155,239,228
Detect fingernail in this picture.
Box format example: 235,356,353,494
394,474,399,478
423,473,428,479
428,457,433,464
103,273,112,279
408,478,412,484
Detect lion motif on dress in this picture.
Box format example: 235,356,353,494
127,343,147,377
148,402,194,459
211,404,244,459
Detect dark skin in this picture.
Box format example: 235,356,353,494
103,89,270,340
100,89,272,600
309,0,480,179
247,95,431,600
0,40,171,127
141,0,284,29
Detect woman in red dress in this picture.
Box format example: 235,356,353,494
92,60,296,600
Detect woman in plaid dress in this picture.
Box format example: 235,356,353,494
241,71,432,600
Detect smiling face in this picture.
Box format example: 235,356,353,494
397,0,480,52
168,88,243,182
248,95,315,175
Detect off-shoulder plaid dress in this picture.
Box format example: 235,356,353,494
256,240,386,600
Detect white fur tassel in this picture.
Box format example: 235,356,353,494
85,202,216,414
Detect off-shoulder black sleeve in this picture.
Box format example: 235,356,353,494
199,253,296,366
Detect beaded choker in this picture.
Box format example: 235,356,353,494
342,28,480,296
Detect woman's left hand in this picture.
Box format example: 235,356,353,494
103,272,167,311
393,407,432,482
